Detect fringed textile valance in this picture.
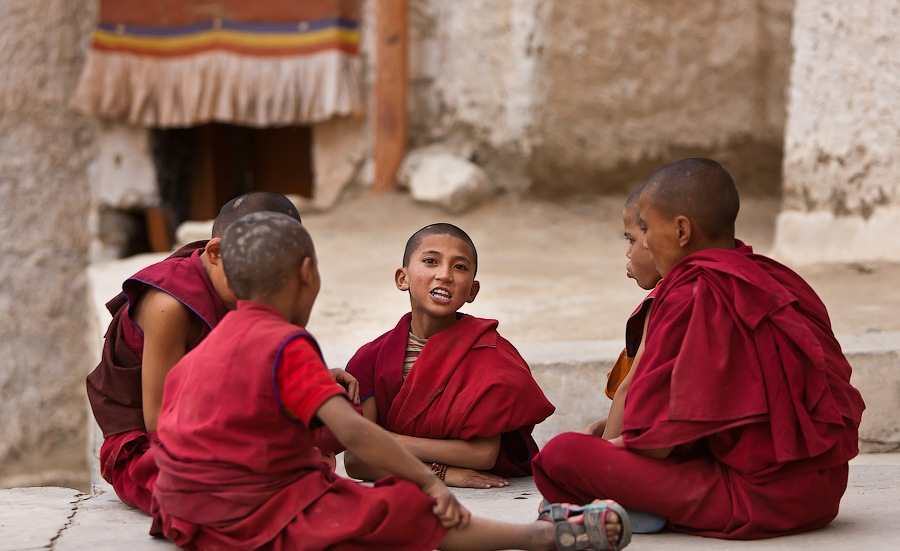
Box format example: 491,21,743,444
71,0,363,128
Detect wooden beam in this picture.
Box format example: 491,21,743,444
373,0,408,193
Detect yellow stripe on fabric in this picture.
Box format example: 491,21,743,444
93,27,360,53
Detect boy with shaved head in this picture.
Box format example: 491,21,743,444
150,212,631,551
533,158,865,539
86,191,304,513
344,223,555,488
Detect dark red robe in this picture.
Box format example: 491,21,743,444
85,241,226,513
533,241,865,539
346,313,555,477
151,301,447,551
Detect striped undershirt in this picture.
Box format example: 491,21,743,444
403,331,428,380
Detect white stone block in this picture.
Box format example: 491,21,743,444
404,151,495,213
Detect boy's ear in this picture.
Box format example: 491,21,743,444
466,280,480,303
395,267,410,291
205,237,223,263
674,215,692,248
299,256,315,285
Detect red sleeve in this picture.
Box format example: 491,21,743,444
275,337,346,426
345,339,378,402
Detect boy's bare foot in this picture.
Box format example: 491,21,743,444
444,467,508,488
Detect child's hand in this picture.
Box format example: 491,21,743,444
421,477,470,528
329,368,360,405
444,467,508,489
582,417,608,436
321,451,337,471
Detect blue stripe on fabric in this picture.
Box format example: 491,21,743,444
98,17,357,38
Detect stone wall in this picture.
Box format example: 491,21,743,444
407,0,794,195
775,0,900,263
0,0,98,490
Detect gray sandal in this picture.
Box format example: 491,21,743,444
538,500,632,550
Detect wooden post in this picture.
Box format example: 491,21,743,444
373,0,408,193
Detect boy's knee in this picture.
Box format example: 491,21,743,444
534,432,596,473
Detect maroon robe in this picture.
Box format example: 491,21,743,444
533,241,865,539
346,313,555,477
85,241,226,513
151,301,447,551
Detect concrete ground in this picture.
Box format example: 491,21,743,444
2,191,898,549
2,455,898,550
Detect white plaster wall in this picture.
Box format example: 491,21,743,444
532,0,793,194
93,122,158,210
408,0,545,191
0,0,98,490
776,0,900,263
406,0,794,195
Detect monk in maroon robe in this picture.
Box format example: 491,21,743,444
85,192,303,513
533,158,865,539
151,212,628,551
344,224,554,488
347,313,555,478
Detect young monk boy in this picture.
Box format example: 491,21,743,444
343,223,555,488
85,191,309,513
150,211,631,551
583,184,663,440
533,158,866,539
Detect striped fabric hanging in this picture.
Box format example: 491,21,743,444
71,0,363,127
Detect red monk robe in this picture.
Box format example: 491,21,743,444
533,241,865,539
346,313,555,477
605,286,659,399
151,301,447,551
85,241,225,513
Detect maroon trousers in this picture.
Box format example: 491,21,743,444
532,432,848,540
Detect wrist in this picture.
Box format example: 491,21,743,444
430,462,447,481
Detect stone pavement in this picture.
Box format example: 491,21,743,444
1,454,898,550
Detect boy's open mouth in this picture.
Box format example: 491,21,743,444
430,288,452,302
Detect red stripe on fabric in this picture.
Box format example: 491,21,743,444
99,0,359,27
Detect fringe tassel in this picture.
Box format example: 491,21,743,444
70,50,363,127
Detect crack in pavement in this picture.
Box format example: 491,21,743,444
48,492,88,550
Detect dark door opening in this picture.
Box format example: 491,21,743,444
149,123,313,251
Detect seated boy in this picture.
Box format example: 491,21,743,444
343,223,555,488
150,211,631,551
85,191,306,513
533,158,866,539
583,184,662,440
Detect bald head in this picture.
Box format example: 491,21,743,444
403,223,478,275
641,158,739,241
212,191,301,238
221,212,315,300
624,180,649,212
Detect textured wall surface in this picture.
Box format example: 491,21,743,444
407,0,793,195
775,0,900,263
0,0,97,489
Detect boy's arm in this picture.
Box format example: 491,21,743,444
602,313,651,440
391,433,501,470
343,398,392,480
136,289,197,432
344,399,501,474
316,395,469,528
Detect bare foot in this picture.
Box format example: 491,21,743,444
443,466,508,488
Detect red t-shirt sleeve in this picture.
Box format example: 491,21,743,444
275,337,346,426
